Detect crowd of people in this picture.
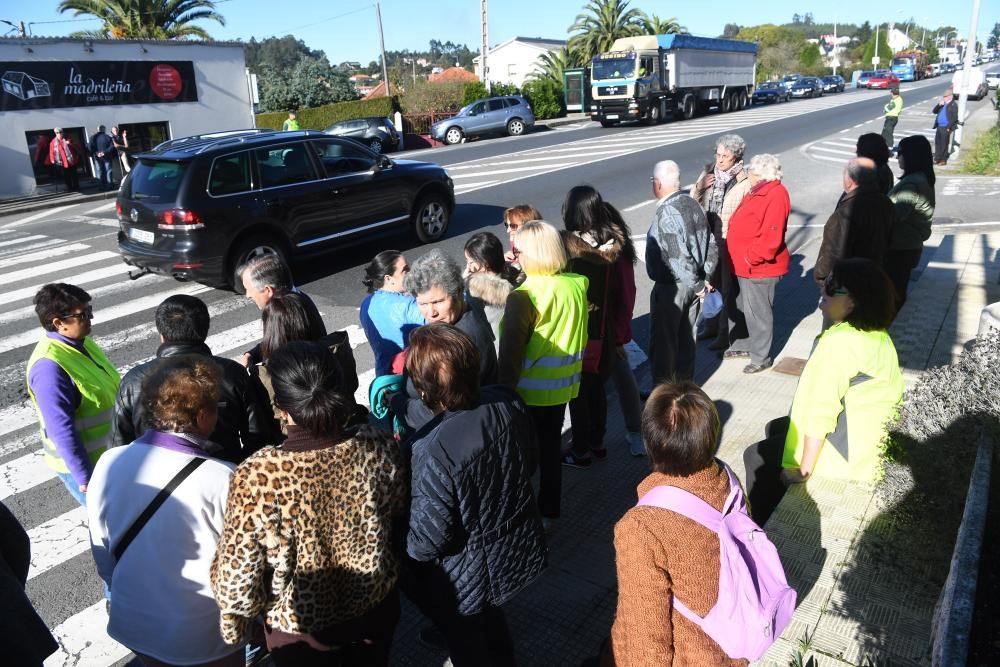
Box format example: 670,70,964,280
5,126,929,665
33,124,130,193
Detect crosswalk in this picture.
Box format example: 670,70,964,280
0,221,373,666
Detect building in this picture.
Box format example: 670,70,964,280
0,37,253,198
887,26,914,54
427,67,478,84
473,36,566,88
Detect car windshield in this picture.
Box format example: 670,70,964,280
591,56,636,80
127,159,188,201
758,82,780,90
783,75,800,82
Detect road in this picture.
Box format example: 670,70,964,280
1,71,995,666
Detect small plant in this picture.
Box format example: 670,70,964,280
787,628,817,667
960,124,1000,176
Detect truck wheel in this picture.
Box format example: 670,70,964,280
721,94,732,113
738,90,748,109
643,103,661,125
680,95,696,121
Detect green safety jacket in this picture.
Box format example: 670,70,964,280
282,119,301,131
884,95,903,118
26,335,120,475
783,322,903,483
514,273,589,407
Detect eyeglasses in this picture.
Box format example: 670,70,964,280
823,279,849,297
649,177,657,183
59,305,94,322
504,221,520,232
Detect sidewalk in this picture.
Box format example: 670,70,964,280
0,178,116,218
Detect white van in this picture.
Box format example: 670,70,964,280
929,63,941,77
952,70,988,100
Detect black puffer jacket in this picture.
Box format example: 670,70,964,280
405,385,547,615
109,341,279,462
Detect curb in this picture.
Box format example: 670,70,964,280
536,115,591,129
0,190,118,219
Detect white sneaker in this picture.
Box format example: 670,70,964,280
626,432,645,457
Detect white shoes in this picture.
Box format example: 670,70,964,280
626,432,645,457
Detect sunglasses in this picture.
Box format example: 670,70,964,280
823,279,849,297
59,305,94,322
504,221,521,231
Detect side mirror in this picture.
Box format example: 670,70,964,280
377,155,392,170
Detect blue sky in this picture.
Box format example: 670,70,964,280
3,0,998,64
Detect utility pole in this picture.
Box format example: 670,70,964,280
375,0,391,97
480,0,490,93
954,0,982,158
874,22,880,68
832,20,838,75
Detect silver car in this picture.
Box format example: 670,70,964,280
431,95,535,145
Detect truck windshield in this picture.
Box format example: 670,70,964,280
892,58,911,67
591,57,636,80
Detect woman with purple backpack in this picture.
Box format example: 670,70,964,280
604,381,794,664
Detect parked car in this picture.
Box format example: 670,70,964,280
952,70,989,100
986,72,1000,89
820,75,846,93
940,63,957,74
431,95,535,145
781,74,803,91
117,129,455,289
322,117,399,153
867,70,901,89
752,81,790,104
790,77,824,98
856,70,876,88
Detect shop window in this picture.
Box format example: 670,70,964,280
209,152,252,196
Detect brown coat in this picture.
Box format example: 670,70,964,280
605,463,749,667
692,166,752,240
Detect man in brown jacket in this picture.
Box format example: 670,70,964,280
691,134,752,351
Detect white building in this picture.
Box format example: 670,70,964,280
887,26,914,54
0,37,253,197
473,36,566,88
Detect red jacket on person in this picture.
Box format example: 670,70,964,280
725,179,791,279
47,138,78,168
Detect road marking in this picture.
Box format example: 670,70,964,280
0,274,170,328
0,244,102,278
811,145,856,156
84,202,118,215
0,264,147,306
810,154,849,164
27,505,89,580
0,233,48,249
43,599,131,667
0,204,75,229
205,319,264,358
0,449,46,500
624,199,656,212
450,163,569,179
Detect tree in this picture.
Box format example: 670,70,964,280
57,0,224,39
798,42,822,73
860,32,893,67
988,22,1000,50
856,21,872,45
735,24,807,81
567,0,645,63
792,14,801,25
245,35,325,73
259,57,357,112
529,46,582,88
722,23,741,39
640,14,685,36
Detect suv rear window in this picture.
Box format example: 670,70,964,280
128,160,188,201
505,97,521,107
209,152,252,196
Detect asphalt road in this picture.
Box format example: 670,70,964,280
1,69,996,665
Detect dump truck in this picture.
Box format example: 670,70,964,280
589,34,758,127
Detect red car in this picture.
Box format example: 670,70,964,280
867,71,901,89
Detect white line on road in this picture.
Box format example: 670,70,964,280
811,145,856,156
43,599,131,667
205,319,263,358
0,449,46,500
0,264,147,307
450,163,575,179
27,505,89,580
0,204,75,229
0,244,102,279
84,202,118,215
624,199,656,212
0,234,48,249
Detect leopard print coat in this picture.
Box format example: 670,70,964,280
210,424,405,644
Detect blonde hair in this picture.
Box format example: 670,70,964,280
747,153,782,182
515,221,566,276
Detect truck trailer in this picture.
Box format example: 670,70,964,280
589,34,757,127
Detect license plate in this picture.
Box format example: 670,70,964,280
606,114,619,120
128,228,154,244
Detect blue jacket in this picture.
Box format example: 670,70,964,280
360,291,424,376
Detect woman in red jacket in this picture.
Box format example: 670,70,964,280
721,154,790,374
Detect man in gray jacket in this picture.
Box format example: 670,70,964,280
646,160,718,382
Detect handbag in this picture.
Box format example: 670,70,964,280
111,457,205,561
582,266,612,374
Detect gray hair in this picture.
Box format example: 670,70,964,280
653,160,681,189
846,157,877,189
716,134,746,160
241,254,293,292
405,248,464,298
747,154,782,182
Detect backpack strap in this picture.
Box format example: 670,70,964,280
637,485,722,532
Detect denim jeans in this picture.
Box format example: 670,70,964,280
95,158,114,190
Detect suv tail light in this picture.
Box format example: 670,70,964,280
116,201,123,219
159,209,205,230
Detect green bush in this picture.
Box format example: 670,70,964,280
400,80,466,113
522,79,565,120
255,96,399,130
462,81,489,105
961,124,1000,175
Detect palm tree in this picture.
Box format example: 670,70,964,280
567,0,646,63
640,14,686,36
528,46,583,87
57,0,225,40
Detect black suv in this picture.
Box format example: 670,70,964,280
117,129,454,289
323,117,400,153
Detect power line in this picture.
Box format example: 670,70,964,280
277,5,373,35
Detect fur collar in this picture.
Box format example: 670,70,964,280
466,271,513,307
561,230,622,265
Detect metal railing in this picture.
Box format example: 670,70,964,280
400,112,456,135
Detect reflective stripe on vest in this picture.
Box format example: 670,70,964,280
514,273,589,407
26,335,120,475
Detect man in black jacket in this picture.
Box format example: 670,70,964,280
932,88,959,165
109,295,277,461
88,125,116,191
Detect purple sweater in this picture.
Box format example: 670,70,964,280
28,332,104,486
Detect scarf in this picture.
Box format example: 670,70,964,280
710,160,744,214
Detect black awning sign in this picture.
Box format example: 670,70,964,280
0,60,198,111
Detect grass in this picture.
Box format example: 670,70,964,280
960,121,1000,175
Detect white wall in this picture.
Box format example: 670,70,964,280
0,39,252,197
475,41,558,88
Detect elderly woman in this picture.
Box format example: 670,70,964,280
885,134,936,311
692,134,752,350
464,231,522,343
212,341,406,665
607,381,750,665
499,221,588,525
743,259,903,522
360,250,425,376
723,154,791,374
88,356,242,667
27,283,120,505
856,133,894,195
405,324,545,666
390,249,498,431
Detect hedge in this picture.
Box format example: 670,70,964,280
256,96,401,130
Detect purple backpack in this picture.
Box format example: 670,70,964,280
637,463,796,660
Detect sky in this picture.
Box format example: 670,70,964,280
3,0,998,65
